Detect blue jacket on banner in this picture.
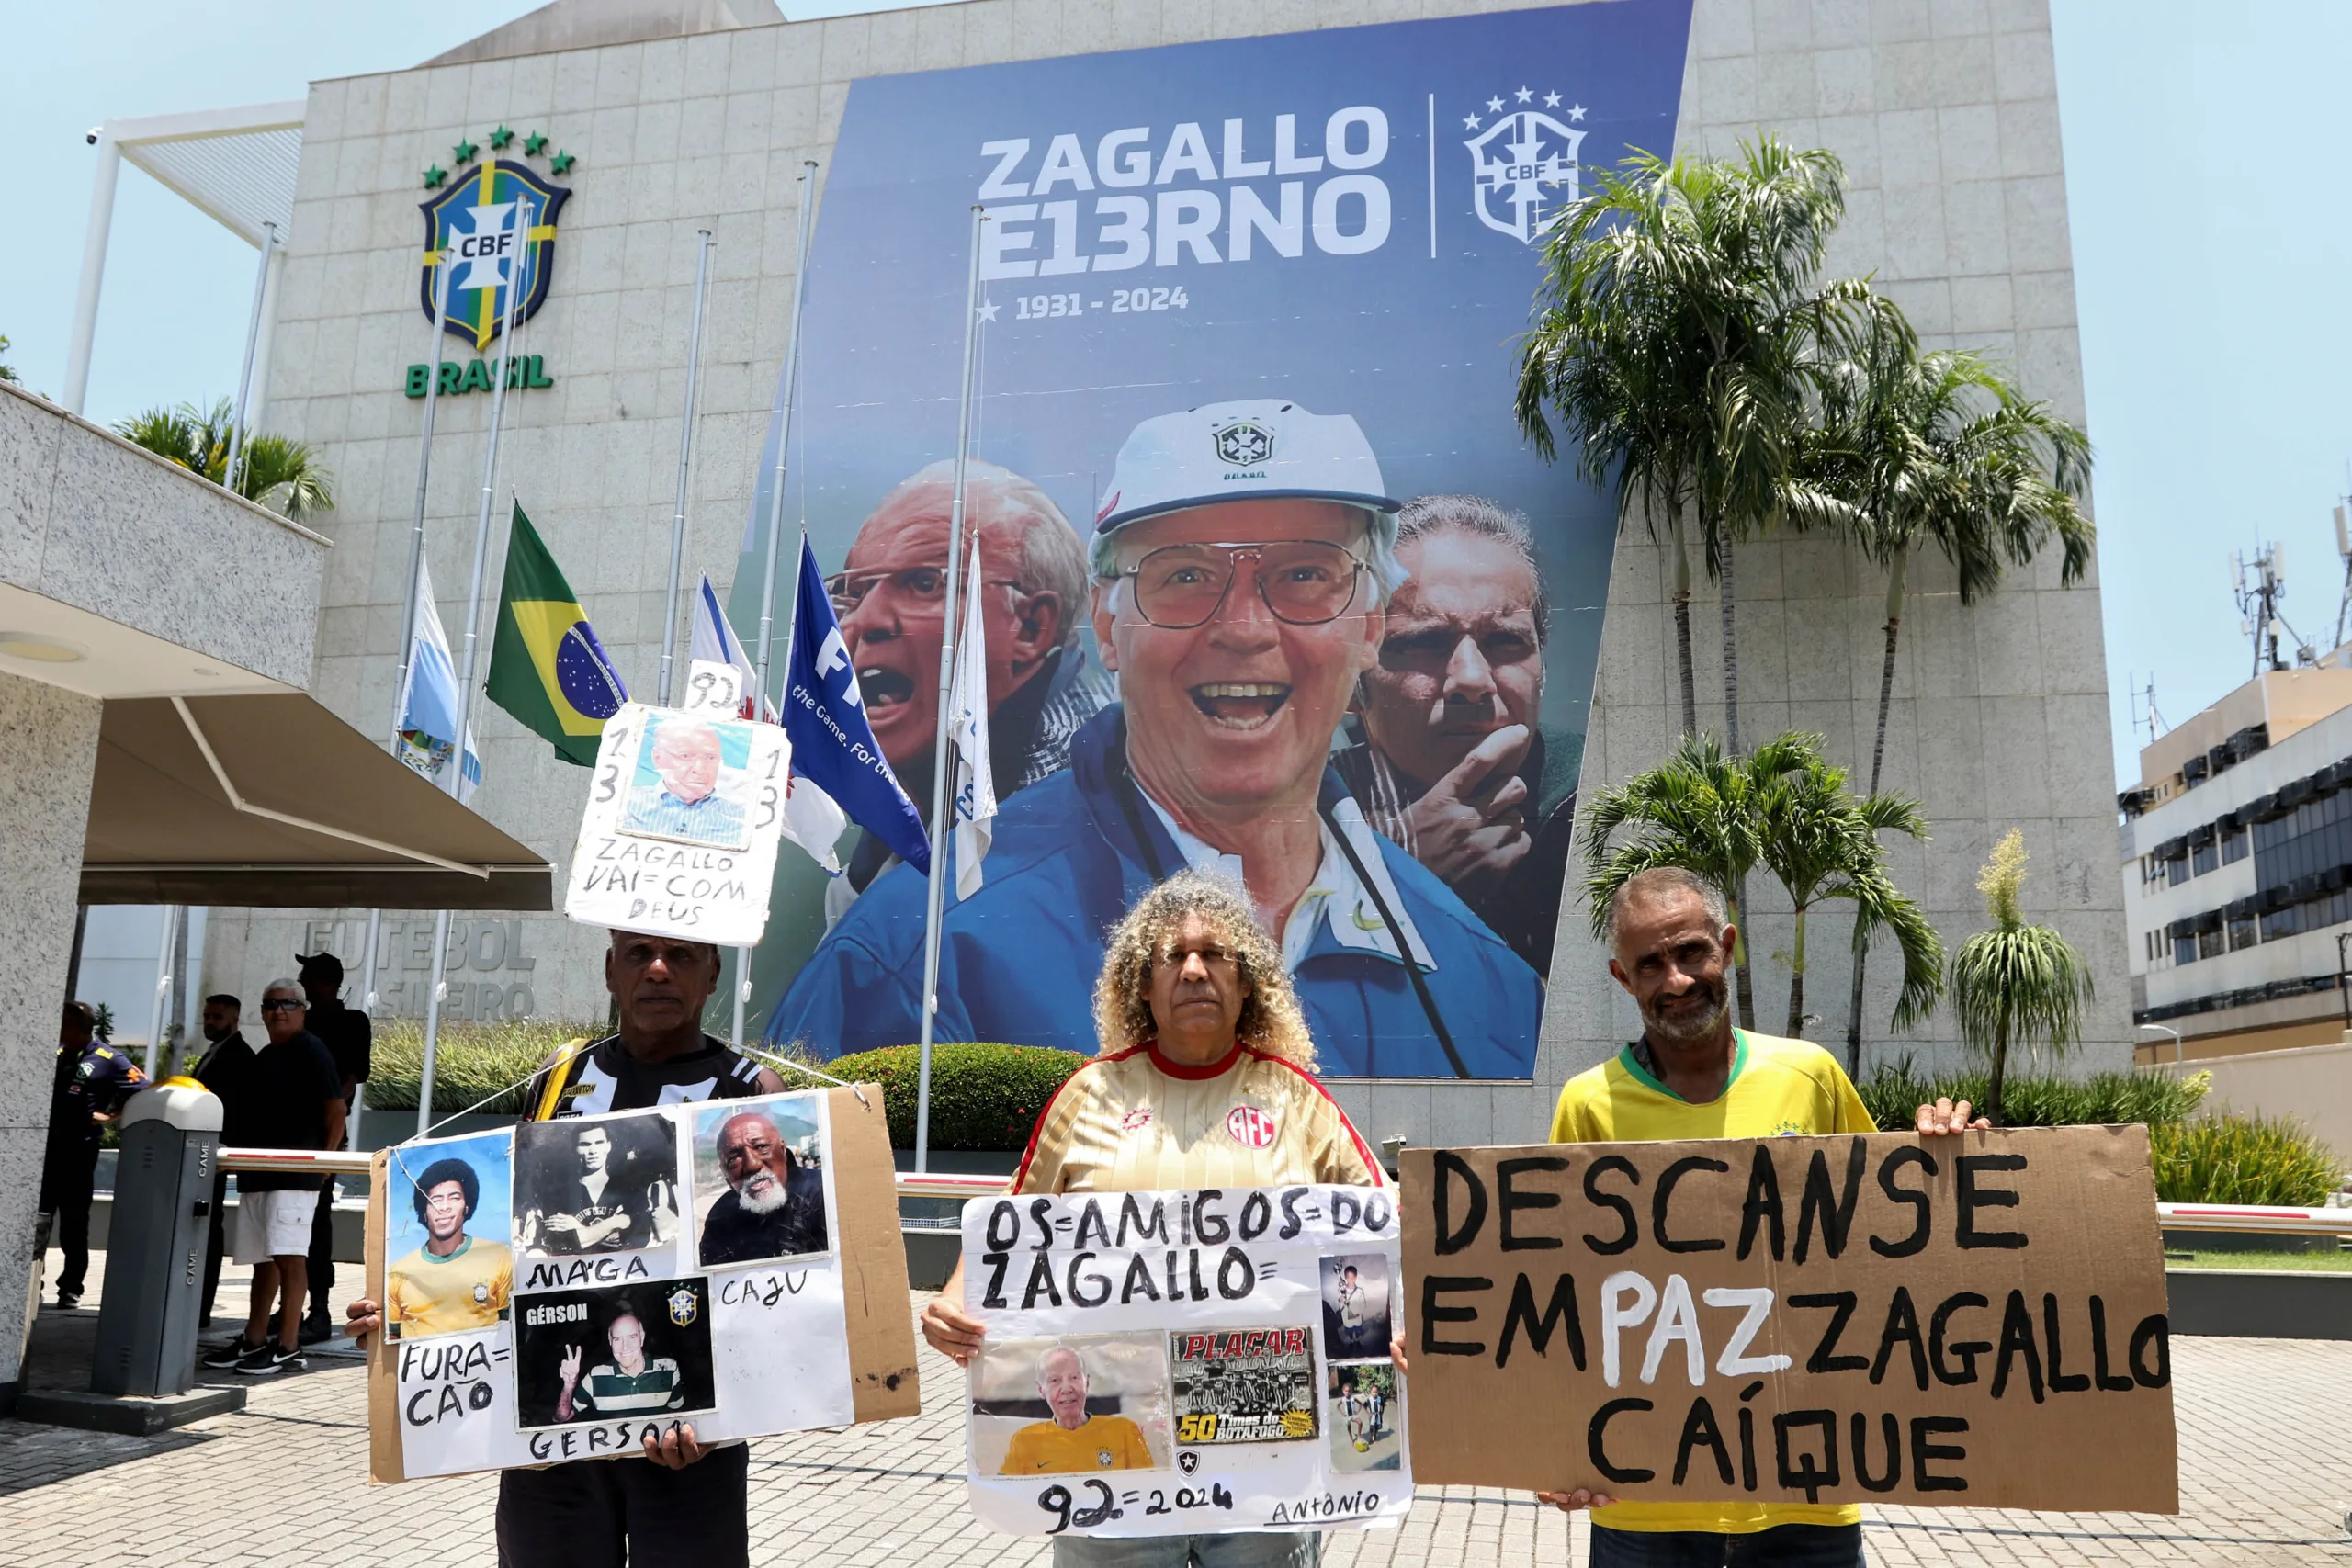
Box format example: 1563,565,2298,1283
781,534,931,874
768,707,1541,1077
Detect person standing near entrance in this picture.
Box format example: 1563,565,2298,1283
1527,868,1985,1566
203,979,343,1375
191,994,259,1328
296,951,369,1343
346,930,787,1568
40,1002,147,1309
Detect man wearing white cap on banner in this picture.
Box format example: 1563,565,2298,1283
774,400,1542,1077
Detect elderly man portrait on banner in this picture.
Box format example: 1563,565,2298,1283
347,930,786,1568
776,400,1543,1077
821,458,1115,917
1394,867,1988,1568
1334,494,1582,976
925,871,1385,1568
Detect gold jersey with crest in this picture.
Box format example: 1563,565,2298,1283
1012,1043,1382,1195
386,1235,515,1338
1000,1413,1156,1474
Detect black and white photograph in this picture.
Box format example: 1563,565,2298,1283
513,1109,681,1258
1167,1326,1318,1446
1327,1363,1403,1473
512,1280,718,1431
690,1092,830,1269
1319,1253,1392,1364
968,1333,1174,1476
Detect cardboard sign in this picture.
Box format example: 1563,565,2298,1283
962,1185,1412,1537
564,701,789,946
367,1084,918,1482
1399,1126,2177,1513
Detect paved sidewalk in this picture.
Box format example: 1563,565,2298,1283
5,1264,2347,1566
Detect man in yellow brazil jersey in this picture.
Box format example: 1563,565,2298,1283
1529,867,1985,1566
386,1155,514,1337
924,869,1382,1567
1001,1344,1157,1474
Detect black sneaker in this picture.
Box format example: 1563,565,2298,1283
299,1317,335,1346
201,1337,264,1370
236,1342,306,1376
54,1293,79,1310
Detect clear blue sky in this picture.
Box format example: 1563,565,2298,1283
4,1,2342,789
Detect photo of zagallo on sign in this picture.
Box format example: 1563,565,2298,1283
1398,1125,2178,1512
962,1185,1411,1537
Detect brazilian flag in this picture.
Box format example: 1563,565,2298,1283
485,502,628,766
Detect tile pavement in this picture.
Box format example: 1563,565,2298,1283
4,1266,2346,1566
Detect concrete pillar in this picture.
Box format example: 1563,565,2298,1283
0,672,103,1393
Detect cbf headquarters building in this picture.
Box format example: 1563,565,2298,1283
55,0,2131,1154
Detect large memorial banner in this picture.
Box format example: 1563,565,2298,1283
739,0,1699,1077
367,1085,918,1481
1399,1126,2178,1512
962,1186,1411,1536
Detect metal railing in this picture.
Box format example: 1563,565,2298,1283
214,1149,2346,1235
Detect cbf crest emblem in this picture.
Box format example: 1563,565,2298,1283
1464,89,1586,244
1212,418,1273,469
666,1284,701,1327
420,157,571,350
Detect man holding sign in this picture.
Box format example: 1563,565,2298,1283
1533,869,1984,1566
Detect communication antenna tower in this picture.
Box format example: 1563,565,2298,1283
2129,672,2165,745
2233,543,2316,677
2333,499,2352,654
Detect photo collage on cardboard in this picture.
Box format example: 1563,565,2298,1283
385,1089,837,1444
1317,1252,1400,1473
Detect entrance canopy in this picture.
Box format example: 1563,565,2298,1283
83,693,553,910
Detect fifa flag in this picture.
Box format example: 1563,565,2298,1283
485,502,627,766
947,533,995,898
397,554,481,802
691,572,848,871
782,534,930,874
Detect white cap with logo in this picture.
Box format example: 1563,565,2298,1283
1091,400,1402,538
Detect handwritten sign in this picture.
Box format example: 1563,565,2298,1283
368,1085,919,1483
1398,1125,2177,1512
682,658,745,717
963,1185,1412,1537
563,701,789,946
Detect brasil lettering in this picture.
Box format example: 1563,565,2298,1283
404,355,554,396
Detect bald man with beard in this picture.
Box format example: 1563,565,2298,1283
697,1111,827,1266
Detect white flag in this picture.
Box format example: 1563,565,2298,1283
692,571,847,871
397,554,481,803
949,530,996,898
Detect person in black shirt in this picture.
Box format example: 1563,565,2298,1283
41,1002,147,1308
347,930,786,1568
202,980,342,1376
296,951,369,1342
190,994,258,1329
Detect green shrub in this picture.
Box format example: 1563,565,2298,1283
763,1042,1086,1152
1855,1062,2209,1133
366,1019,595,1114
2150,1113,2346,1206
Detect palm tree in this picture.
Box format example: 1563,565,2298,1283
1804,323,2094,1069
1516,136,1896,743
115,397,334,521
1948,829,2094,1126
1580,732,1770,1027
1747,734,1941,1037
0,334,17,382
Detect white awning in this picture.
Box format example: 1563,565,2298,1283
107,100,306,249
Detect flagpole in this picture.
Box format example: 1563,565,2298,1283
659,230,716,706
421,175,530,1137
913,205,987,1176
224,220,277,499
736,164,820,1049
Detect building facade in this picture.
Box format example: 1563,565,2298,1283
194,0,2134,1146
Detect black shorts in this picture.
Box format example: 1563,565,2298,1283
495,1445,749,1568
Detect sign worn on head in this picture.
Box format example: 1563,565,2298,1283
1398,1125,2177,1512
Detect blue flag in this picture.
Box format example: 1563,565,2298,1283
783,534,931,874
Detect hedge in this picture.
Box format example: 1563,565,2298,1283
2151,1112,2345,1207
772,1042,1087,1152
365,1020,592,1114
1854,1063,2209,1133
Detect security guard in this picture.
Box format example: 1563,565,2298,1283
41,1001,148,1308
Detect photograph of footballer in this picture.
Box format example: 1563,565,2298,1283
513,1111,681,1258
1326,1363,1402,1473
968,1334,1173,1476
384,1133,514,1341
1318,1254,1391,1364
690,1093,830,1269
511,1280,718,1431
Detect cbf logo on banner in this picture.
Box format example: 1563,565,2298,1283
420,156,571,349
1464,89,1588,244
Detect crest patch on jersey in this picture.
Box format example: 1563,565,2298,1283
474,1282,491,1304
1225,1104,1277,1149
1120,1107,1154,1134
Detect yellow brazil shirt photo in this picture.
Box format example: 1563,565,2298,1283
1000,1413,1157,1474
1548,1028,1878,1537
386,1235,515,1337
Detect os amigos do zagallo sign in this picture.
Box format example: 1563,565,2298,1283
402,132,572,398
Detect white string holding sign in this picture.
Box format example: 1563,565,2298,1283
564,671,791,947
